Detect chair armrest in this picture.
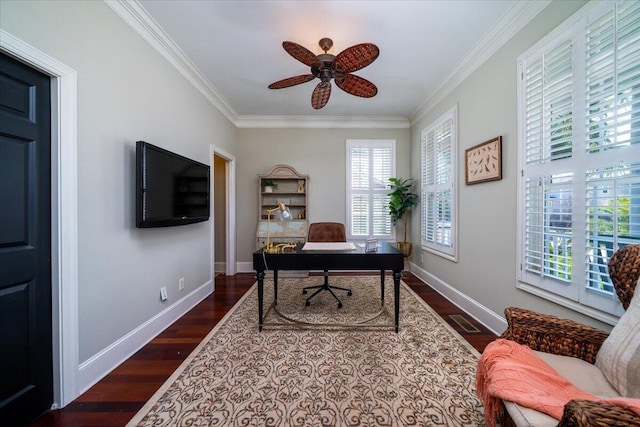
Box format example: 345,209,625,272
499,307,609,363
558,399,640,426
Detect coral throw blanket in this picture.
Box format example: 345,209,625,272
476,339,640,426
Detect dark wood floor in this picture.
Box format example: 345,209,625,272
31,272,497,427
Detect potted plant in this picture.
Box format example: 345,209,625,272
388,177,418,257
261,179,277,193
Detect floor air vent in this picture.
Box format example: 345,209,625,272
449,314,480,333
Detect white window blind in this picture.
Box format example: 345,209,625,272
518,1,640,316
421,105,457,260
346,140,395,241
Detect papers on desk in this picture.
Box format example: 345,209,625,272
301,242,358,251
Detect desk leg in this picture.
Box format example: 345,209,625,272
273,269,278,305
380,270,385,305
257,270,264,332
393,270,401,333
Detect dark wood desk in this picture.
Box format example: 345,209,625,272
252,242,404,332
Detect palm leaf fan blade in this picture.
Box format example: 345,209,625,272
268,74,316,89
335,74,377,98
311,82,331,109
282,41,321,67
333,43,379,73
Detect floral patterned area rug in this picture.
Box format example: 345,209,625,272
127,276,485,426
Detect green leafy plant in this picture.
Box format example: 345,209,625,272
387,177,418,242
261,179,277,190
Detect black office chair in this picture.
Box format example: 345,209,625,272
302,222,352,308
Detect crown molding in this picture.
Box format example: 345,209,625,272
235,115,410,129
107,0,550,130
409,0,552,125
104,0,238,125
105,1,408,129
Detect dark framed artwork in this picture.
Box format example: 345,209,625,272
465,136,502,184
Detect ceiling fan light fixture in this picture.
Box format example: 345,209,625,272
318,37,333,53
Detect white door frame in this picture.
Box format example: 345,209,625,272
1,30,79,408
210,145,236,278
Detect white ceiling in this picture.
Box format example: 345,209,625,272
134,0,522,121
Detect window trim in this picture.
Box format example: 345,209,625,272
421,105,458,261
345,139,396,242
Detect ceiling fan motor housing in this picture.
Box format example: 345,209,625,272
312,53,338,83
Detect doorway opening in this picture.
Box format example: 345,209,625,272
210,146,236,279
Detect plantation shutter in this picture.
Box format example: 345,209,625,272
421,106,457,259
520,33,575,296
350,145,370,236
346,140,395,240
583,1,640,297
372,146,393,236
517,1,640,315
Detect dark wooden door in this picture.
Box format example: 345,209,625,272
0,52,53,426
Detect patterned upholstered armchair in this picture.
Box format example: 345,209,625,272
498,244,640,427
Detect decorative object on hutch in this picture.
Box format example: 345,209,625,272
264,203,297,254
256,165,309,251
261,179,277,193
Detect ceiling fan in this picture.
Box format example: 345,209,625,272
268,37,379,109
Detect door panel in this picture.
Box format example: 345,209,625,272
0,52,53,426
0,136,31,253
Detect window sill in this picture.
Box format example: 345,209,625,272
421,245,458,263
516,281,620,326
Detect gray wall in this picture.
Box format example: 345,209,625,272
236,127,411,260
1,1,237,361
408,0,611,329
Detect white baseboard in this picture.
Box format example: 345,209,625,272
408,262,507,336
77,280,213,395
214,261,226,273
237,261,255,273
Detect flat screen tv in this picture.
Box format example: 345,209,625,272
136,141,210,228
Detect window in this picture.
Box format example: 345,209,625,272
421,105,458,260
346,140,395,241
517,1,640,317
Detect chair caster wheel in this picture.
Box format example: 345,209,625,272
347,291,352,296
338,303,342,309
302,290,307,294
305,301,310,306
